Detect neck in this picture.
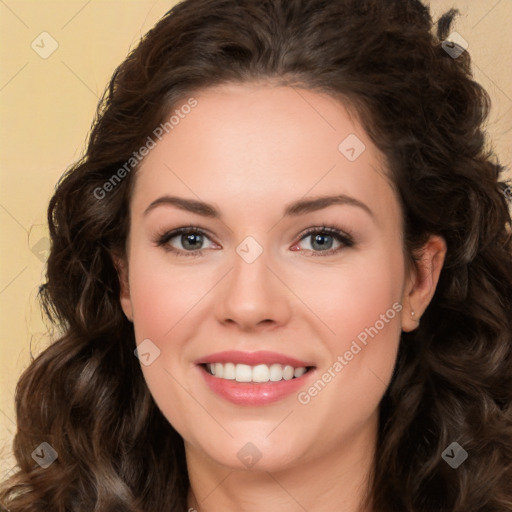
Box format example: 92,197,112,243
185,415,377,512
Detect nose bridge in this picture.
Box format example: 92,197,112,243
214,235,291,329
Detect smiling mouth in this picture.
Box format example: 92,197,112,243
201,362,315,383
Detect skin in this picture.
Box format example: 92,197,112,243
116,82,446,512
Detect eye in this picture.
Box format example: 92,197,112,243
155,224,355,258
291,226,355,256
155,227,218,257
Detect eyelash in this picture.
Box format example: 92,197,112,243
154,224,355,258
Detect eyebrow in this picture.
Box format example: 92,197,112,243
143,194,374,219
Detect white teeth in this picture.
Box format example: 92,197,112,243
235,364,252,382
252,364,270,383
223,362,236,380
269,363,283,382
205,363,309,382
283,365,294,380
294,367,307,378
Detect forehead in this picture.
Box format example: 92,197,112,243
132,83,399,228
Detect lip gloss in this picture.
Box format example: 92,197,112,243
197,364,316,406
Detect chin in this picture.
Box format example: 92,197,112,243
189,434,309,473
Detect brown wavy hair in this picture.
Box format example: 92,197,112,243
2,0,512,510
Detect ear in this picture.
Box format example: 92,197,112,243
112,254,133,322
401,234,447,332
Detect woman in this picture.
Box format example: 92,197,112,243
1,0,511,510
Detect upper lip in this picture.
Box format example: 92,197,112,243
195,350,315,368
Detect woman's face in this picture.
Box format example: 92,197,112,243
118,82,442,473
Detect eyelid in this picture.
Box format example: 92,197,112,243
154,224,355,257
292,225,355,255
154,225,218,255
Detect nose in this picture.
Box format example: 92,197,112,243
214,245,293,332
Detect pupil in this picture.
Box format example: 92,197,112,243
312,234,332,251
183,233,202,250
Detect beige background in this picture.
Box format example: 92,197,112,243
1,0,511,478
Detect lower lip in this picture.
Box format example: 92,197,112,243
198,365,316,406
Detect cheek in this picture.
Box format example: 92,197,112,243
126,252,206,435
128,251,213,342
291,245,404,348
128,234,405,424
294,247,404,414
